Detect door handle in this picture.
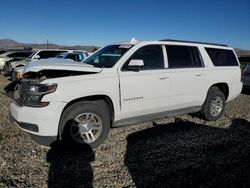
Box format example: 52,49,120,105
195,74,202,77
159,76,169,80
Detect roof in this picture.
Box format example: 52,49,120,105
160,39,228,47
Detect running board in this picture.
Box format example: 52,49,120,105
113,106,201,127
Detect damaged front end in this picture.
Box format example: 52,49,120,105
4,69,97,103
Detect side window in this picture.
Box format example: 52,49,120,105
66,54,77,61
79,54,84,61
38,51,66,59
165,45,203,68
22,52,32,57
124,45,164,70
205,48,238,66
7,52,20,58
38,51,57,59
54,51,67,57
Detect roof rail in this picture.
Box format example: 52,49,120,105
160,39,228,47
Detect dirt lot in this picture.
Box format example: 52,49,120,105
0,74,250,188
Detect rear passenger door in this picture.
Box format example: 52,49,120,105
165,45,205,109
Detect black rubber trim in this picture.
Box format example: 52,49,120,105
29,133,57,146
9,112,39,132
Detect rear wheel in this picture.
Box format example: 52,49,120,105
201,86,225,121
61,101,110,148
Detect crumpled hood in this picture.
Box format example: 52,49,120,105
23,58,102,74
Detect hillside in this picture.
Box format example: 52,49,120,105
0,39,250,55
0,39,99,52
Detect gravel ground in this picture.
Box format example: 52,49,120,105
0,74,250,188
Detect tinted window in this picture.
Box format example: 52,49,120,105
38,51,66,59
165,45,203,68
0,50,6,55
65,54,78,61
124,45,164,70
238,56,250,63
55,52,67,58
205,48,238,66
7,51,32,58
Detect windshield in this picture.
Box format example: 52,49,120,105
27,51,37,59
83,44,133,68
56,51,68,58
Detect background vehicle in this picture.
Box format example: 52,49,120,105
4,49,68,78
239,56,250,69
12,51,89,80
0,50,32,71
242,63,250,87
55,51,88,62
0,50,7,55
8,40,242,148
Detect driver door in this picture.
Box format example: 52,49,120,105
118,45,170,119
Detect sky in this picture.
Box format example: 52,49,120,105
0,0,249,49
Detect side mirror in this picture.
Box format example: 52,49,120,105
128,59,144,67
33,55,40,60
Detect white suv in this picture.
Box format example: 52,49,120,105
9,40,242,148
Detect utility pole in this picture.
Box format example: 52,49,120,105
46,39,49,49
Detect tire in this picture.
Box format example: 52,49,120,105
201,86,225,121
60,100,110,148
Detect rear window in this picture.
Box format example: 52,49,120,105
205,48,238,66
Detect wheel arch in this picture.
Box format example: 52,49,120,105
58,94,115,139
209,82,229,101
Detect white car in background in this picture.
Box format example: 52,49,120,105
0,51,32,71
4,49,69,78
55,50,88,62
13,51,89,80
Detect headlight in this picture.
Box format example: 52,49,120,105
27,84,57,94
23,83,57,107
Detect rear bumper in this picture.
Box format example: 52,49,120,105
227,82,243,102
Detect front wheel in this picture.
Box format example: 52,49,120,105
201,87,225,121
61,101,110,148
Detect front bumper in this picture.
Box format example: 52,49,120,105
9,112,57,146
9,101,67,145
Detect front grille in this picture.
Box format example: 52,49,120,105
14,83,26,106
7,62,12,71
